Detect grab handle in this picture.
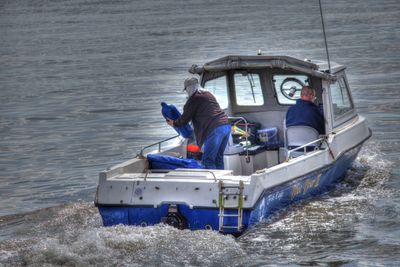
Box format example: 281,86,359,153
228,117,250,162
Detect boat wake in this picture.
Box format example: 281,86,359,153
0,203,246,266
350,141,392,190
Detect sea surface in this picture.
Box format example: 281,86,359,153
1,0,399,266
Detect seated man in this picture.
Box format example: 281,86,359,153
286,86,325,135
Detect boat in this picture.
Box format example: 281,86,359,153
94,54,371,235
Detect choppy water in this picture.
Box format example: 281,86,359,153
1,0,399,266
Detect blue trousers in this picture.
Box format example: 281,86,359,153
202,124,231,170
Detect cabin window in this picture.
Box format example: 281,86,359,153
233,73,264,106
204,75,229,109
273,75,310,105
330,77,353,119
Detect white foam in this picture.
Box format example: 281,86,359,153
1,203,247,266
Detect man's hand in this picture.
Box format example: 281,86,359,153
166,118,174,127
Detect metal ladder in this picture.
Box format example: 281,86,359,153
218,180,244,232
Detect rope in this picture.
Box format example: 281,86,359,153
323,135,335,160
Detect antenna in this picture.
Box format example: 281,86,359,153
318,0,331,73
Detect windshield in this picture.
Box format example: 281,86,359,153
233,72,264,106
273,74,310,105
203,75,229,109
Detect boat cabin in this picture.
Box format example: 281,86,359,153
182,55,357,175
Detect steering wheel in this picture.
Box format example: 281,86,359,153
280,77,305,100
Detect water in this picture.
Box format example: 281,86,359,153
1,0,399,266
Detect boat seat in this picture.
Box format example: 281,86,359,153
285,125,320,158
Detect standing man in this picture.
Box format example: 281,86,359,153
286,86,325,134
166,77,230,170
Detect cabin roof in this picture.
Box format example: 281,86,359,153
189,55,345,80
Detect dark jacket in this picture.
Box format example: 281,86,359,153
174,90,228,146
286,99,325,134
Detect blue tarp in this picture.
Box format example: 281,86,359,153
147,154,203,170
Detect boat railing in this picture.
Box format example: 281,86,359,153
138,117,249,159
138,134,181,157
286,137,325,160
228,116,250,162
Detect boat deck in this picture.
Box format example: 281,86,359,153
109,168,250,183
